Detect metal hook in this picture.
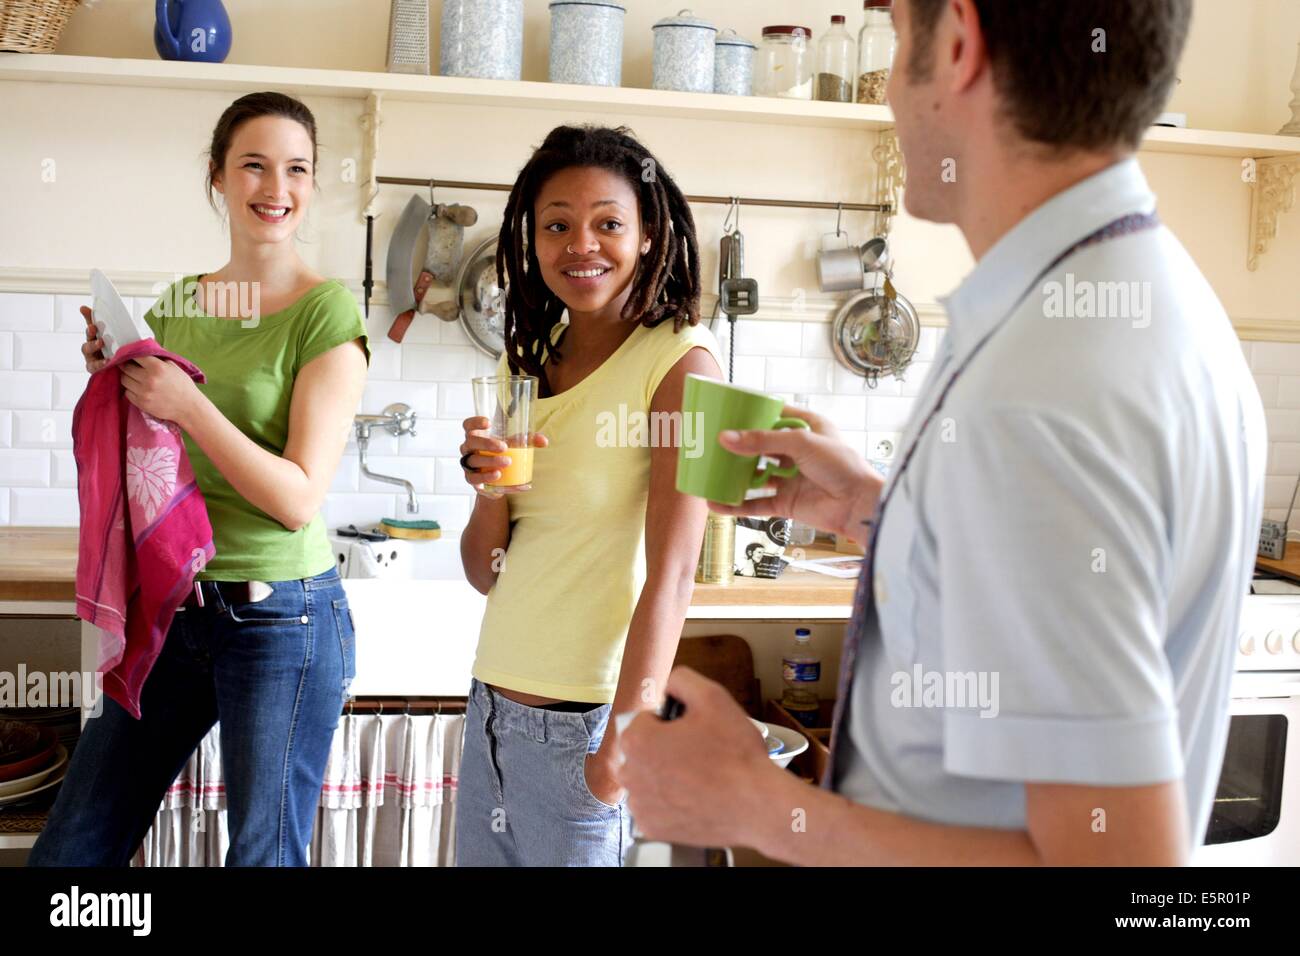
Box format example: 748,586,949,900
435,698,442,716
376,699,384,716
835,201,844,238
404,697,411,716
722,197,740,235
346,697,353,716
428,178,436,208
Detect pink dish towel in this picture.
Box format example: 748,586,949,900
73,339,216,719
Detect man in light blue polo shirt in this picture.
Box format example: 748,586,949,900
618,0,1267,865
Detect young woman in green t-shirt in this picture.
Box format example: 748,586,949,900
31,93,369,868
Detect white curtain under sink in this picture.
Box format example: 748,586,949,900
131,712,466,867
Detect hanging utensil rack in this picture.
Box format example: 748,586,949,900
375,176,891,215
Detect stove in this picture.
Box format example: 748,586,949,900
1237,577,1300,672
1193,572,1300,865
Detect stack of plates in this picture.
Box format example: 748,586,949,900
3,705,81,754
0,716,72,808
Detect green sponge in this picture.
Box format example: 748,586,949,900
379,518,441,540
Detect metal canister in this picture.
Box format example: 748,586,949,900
696,513,736,585
713,28,756,96
652,8,717,93
549,0,626,87
439,0,524,80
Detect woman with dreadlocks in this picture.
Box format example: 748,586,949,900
454,125,724,866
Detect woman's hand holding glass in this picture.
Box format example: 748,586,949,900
460,416,548,499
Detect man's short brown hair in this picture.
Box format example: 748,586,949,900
906,0,1191,152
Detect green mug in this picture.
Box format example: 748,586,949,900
676,374,811,506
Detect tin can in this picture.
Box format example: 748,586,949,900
652,8,717,93
713,28,756,96
696,513,736,585
440,0,524,80
549,0,626,87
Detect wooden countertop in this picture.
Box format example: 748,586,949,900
690,547,859,605
1257,546,1300,585
9,524,1293,608
0,527,861,607
0,528,81,602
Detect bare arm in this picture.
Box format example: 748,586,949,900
620,667,1191,866
585,346,724,799
460,494,512,595
747,770,1189,866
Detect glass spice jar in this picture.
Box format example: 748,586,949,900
755,24,814,100
856,0,896,105
815,15,855,103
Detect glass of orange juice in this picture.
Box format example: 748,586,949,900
470,374,537,489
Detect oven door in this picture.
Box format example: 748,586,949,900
1193,676,1300,866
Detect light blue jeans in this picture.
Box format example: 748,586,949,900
455,678,630,866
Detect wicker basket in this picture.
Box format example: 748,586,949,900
0,0,79,53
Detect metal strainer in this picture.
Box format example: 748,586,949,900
830,276,920,388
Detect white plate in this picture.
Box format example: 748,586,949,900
0,744,68,799
90,268,153,359
0,763,69,808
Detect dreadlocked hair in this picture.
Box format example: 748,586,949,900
496,124,701,393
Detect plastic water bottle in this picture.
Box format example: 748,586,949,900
781,627,821,727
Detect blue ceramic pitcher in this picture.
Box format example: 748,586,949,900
154,0,232,63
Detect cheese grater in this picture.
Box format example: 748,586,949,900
386,0,430,75
1259,473,1300,560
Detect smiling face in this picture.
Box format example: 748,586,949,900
210,114,316,244
532,165,652,319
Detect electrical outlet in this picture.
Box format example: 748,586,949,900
866,431,902,462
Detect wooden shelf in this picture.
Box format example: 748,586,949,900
0,53,895,131
5,53,1298,278
5,54,1300,157
1142,125,1300,159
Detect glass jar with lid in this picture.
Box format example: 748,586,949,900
856,0,896,104
815,15,855,102
755,25,814,100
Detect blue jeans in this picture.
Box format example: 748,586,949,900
455,678,630,866
28,567,355,867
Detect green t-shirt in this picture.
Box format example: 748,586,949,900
144,275,370,582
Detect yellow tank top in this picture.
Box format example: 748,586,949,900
472,317,724,702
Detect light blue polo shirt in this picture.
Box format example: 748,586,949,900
834,159,1267,849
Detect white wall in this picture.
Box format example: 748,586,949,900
1,288,1297,530
1,0,1298,532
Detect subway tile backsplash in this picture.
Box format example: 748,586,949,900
0,288,1297,532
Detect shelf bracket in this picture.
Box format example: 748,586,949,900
1247,154,1299,271
360,90,384,222
873,128,906,238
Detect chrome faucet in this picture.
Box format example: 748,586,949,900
353,403,419,514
